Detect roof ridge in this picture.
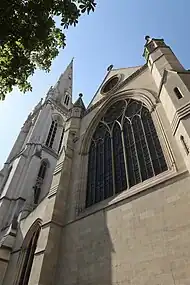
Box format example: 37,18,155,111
112,65,142,71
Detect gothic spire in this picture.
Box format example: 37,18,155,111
46,59,73,108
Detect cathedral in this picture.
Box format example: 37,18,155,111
1,36,190,285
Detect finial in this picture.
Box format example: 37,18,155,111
145,35,150,41
107,64,113,71
145,35,152,44
79,93,83,98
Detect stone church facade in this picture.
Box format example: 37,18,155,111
0,36,190,285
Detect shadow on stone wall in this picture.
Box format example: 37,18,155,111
56,208,115,285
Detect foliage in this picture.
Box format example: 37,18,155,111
0,0,96,100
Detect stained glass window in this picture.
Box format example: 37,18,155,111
104,130,113,199
113,123,127,193
86,99,168,207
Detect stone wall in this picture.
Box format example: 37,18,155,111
56,173,190,285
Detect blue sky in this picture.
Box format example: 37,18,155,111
0,0,190,167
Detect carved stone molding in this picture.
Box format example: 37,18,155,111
171,102,190,135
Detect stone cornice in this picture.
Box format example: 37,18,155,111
53,161,64,175
69,169,188,226
177,70,190,75
171,101,190,135
0,257,9,263
7,142,42,164
0,196,25,202
48,184,59,198
42,145,58,159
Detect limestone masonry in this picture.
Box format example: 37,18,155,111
0,37,190,285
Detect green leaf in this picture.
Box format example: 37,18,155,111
0,0,96,100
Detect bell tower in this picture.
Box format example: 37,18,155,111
0,59,73,235
144,36,190,171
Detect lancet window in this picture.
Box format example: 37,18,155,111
46,120,58,148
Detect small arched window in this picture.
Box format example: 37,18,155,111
180,135,189,154
46,120,58,148
64,95,70,106
174,87,183,99
86,99,168,207
33,161,48,204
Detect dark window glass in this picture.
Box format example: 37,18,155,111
141,108,167,174
132,114,153,180
104,131,113,199
58,128,64,153
102,76,119,93
174,87,183,99
33,161,47,204
46,121,54,146
64,95,70,105
46,120,58,148
103,100,125,124
18,229,40,285
38,161,47,179
112,123,127,193
180,135,189,154
86,99,168,207
123,118,141,187
86,124,112,207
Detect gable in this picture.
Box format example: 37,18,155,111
87,66,142,108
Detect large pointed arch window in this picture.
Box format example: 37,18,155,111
46,120,58,148
86,99,168,207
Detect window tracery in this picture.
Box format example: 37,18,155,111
101,76,119,94
86,99,168,207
